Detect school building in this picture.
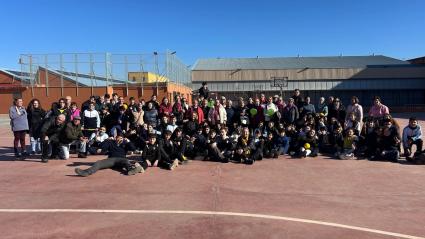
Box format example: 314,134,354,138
191,55,425,110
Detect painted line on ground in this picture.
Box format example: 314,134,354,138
0,209,423,239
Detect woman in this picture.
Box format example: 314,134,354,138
159,97,172,119
27,99,46,154
346,96,363,126
9,98,29,158
69,102,81,121
328,98,346,125
144,102,158,128
369,96,389,120
172,95,184,123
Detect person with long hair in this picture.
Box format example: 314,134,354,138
9,98,29,158
27,99,46,154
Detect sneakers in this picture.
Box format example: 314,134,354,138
169,159,179,170
75,168,90,177
78,153,87,158
41,156,49,163
127,163,144,175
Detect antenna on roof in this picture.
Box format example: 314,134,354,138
297,54,300,58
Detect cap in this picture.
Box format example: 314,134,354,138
73,116,81,120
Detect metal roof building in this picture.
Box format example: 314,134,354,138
191,55,425,107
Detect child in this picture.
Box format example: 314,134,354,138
338,128,358,160
344,112,361,136
233,127,260,164
377,119,400,162
275,128,290,156
210,127,233,163
263,132,278,158
88,127,109,154
298,129,319,158
166,116,178,135
159,130,180,170
330,126,344,156
172,128,188,163
402,117,422,161
143,134,178,170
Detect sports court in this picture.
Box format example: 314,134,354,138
0,115,424,239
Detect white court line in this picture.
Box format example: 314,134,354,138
0,209,423,239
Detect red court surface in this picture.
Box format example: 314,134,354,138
0,114,424,239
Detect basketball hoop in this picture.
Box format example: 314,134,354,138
271,77,288,87
270,77,288,97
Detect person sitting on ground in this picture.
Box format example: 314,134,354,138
74,134,146,177
376,119,400,162
166,116,178,135
263,132,279,159
297,129,319,158
338,128,358,160
402,117,422,161
87,127,109,154
40,114,67,163
275,128,291,156
172,128,188,163
143,134,162,168
233,127,261,164
158,131,181,170
59,116,88,160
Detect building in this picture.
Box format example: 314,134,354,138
0,66,192,114
192,55,425,108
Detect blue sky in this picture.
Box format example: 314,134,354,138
0,0,424,69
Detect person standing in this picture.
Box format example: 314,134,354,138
27,99,46,155
9,98,29,158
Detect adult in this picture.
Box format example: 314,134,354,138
291,89,303,109
282,98,299,125
328,98,346,125
59,116,87,159
300,96,316,117
317,97,328,117
346,96,363,124
40,114,67,162
27,99,46,155
198,82,209,99
82,102,101,137
369,96,389,119
159,97,173,119
9,98,29,158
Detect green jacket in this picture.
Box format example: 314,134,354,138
61,122,83,144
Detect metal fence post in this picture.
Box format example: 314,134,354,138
45,54,49,96
74,54,79,96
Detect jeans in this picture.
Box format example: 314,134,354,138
59,140,87,159
30,137,42,153
404,139,423,157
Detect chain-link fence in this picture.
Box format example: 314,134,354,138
19,51,191,92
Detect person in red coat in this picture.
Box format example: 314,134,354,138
188,99,204,124
159,97,173,120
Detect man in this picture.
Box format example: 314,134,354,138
403,117,422,160
40,114,67,162
225,100,235,132
317,97,328,117
65,96,72,109
291,89,303,109
282,98,299,125
59,116,88,159
74,134,146,177
198,82,209,99
300,96,316,117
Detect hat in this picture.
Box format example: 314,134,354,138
274,95,279,98
73,116,81,120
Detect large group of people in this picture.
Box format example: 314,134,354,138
9,84,424,177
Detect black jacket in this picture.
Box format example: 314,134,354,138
40,117,66,143
27,108,46,138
